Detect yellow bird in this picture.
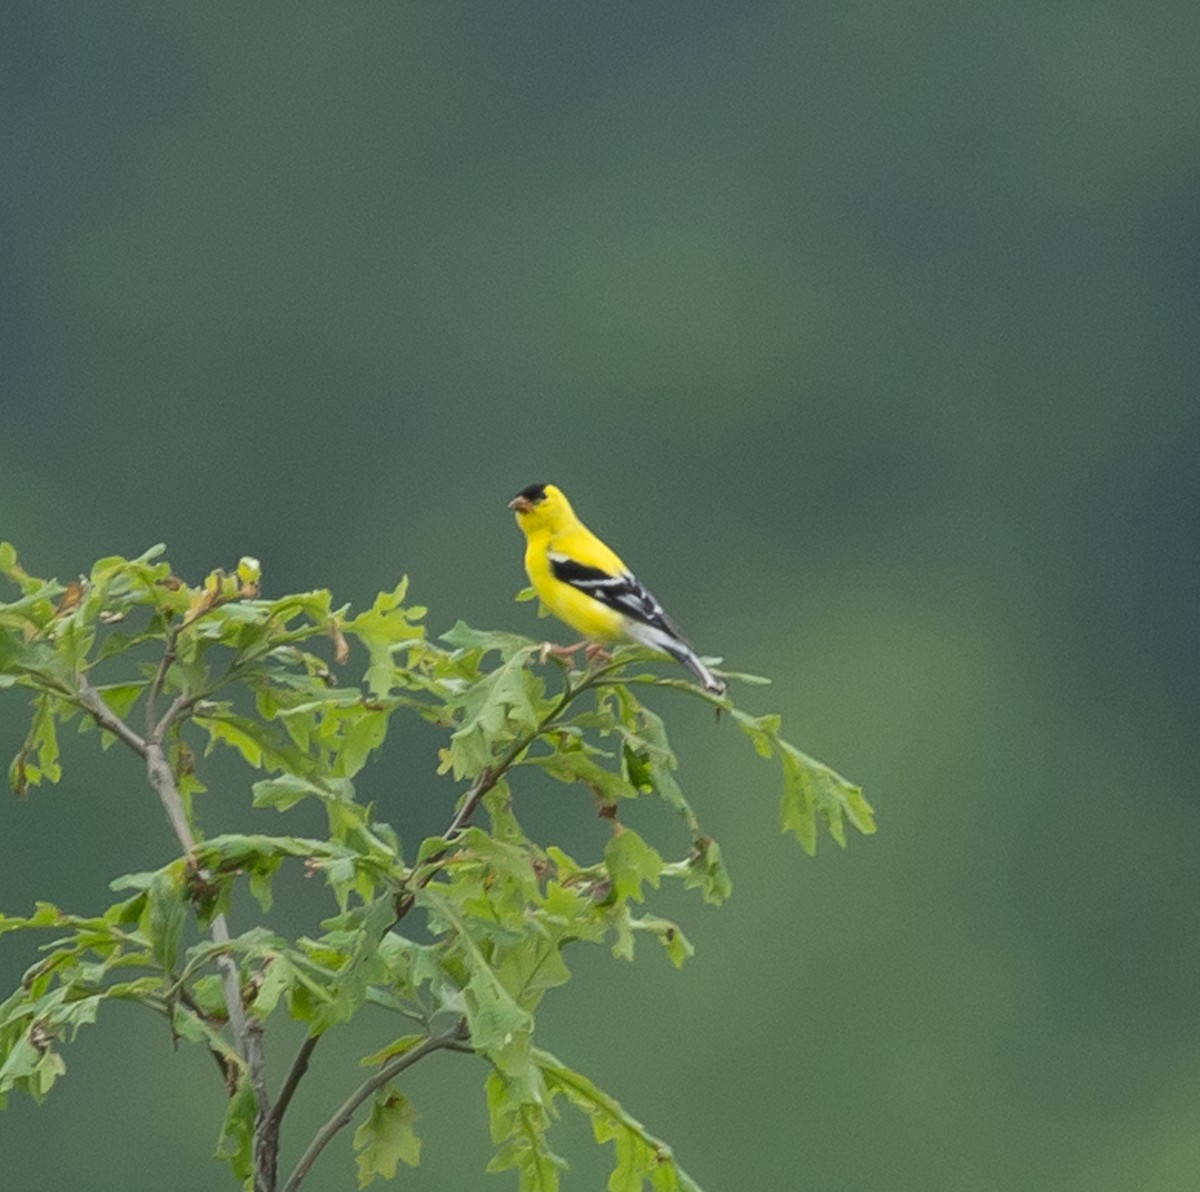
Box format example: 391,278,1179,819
508,483,726,695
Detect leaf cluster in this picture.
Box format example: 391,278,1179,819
0,543,872,1190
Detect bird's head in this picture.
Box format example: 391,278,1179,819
508,483,573,532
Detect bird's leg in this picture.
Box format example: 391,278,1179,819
539,640,587,664
539,641,614,668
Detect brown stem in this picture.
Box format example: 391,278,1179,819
247,1018,276,1192
269,1034,320,1132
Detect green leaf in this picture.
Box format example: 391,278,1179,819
417,891,535,1076
778,741,874,854
353,1089,422,1186
196,713,266,767
108,872,156,893
359,1034,426,1067
250,955,293,1017
682,837,733,906
192,833,328,871
728,703,871,853
144,868,186,972
610,695,701,831
496,931,573,1009
630,915,694,969
189,974,230,1019
10,693,63,795
604,829,663,903
729,708,781,759
92,682,146,718
485,1069,565,1191
446,649,544,779
335,705,389,778
197,710,311,776
214,1075,255,1182
528,745,639,804
463,962,531,1068
720,669,772,686
0,543,52,597
609,904,635,962
440,620,537,659
170,1004,243,1068
248,858,281,913
251,773,330,811
92,629,159,664
0,1032,67,1104
344,578,423,697
314,897,398,1029
534,1049,704,1192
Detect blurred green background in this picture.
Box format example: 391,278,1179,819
3,3,1198,1188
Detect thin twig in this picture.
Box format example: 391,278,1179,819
443,763,499,842
281,1022,466,1192
158,689,201,736
144,625,178,738
269,1034,320,1131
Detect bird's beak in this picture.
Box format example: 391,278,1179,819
508,495,532,512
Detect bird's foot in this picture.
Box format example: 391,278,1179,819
538,641,613,668
539,640,587,664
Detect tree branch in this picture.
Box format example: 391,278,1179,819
269,1033,320,1132
443,762,501,842
143,734,198,855
247,1020,276,1192
76,674,148,757
158,689,201,736
281,1022,466,1192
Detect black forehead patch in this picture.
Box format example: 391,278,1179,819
514,483,549,503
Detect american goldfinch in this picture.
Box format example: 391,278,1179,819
508,483,726,695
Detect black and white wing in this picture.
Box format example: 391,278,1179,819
548,553,726,694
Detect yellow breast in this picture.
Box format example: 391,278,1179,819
524,536,626,642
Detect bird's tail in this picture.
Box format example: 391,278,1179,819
626,621,727,695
